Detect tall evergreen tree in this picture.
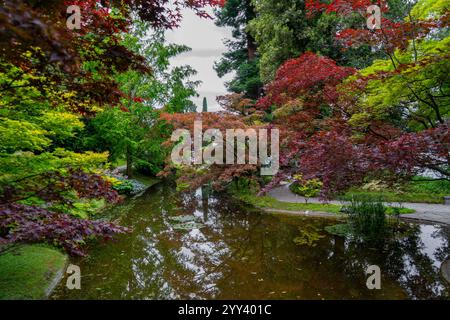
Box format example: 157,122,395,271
202,97,208,112
214,0,263,99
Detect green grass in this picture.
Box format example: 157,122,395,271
237,193,415,215
339,178,449,204
238,193,343,214
132,172,160,188
0,244,67,300
338,190,445,204
385,207,415,215
112,157,127,168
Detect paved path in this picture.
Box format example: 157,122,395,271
268,185,450,226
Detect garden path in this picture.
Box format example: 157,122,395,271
268,185,450,226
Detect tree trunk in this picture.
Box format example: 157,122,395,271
247,33,257,61
126,145,133,178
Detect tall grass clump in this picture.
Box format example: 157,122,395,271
343,196,387,240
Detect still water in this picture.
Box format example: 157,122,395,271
52,184,450,300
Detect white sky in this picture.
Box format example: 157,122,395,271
165,9,233,112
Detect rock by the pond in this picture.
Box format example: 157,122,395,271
169,215,204,230
169,215,197,223
172,221,204,231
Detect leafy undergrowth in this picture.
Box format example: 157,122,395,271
339,179,450,204
0,244,67,300
0,203,128,256
237,193,415,215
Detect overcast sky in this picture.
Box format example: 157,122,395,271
165,9,233,112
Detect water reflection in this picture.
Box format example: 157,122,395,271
52,184,450,300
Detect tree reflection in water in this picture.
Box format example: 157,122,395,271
52,184,450,300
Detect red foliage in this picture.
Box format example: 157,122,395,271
159,112,262,190
0,169,121,206
373,124,450,179
255,3,450,197
306,0,388,16
0,169,124,255
0,204,128,256
65,0,226,30
297,129,369,196
271,123,449,197
257,52,355,110
336,17,445,53
65,0,129,35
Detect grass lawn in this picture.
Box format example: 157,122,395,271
237,193,415,215
238,193,343,214
132,172,160,188
338,179,449,204
0,244,67,300
338,190,446,204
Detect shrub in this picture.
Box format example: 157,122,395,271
104,170,147,195
115,179,147,195
0,204,128,256
290,175,323,203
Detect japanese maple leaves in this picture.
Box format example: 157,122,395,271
257,52,355,110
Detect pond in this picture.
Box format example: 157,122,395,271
52,184,450,300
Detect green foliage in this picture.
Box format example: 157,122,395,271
385,207,415,215
293,224,325,247
121,25,200,113
344,15,450,131
56,199,106,219
342,197,387,240
410,0,449,20
176,181,191,192
410,178,450,194
289,175,323,202
110,177,147,196
214,0,262,98
230,177,261,195
0,56,111,216
85,24,199,176
326,198,392,240
0,118,50,152
324,223,353,237
38,111,84,141
0,0,205,257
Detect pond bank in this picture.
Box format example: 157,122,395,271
268,185,450,226
0,245,67,300
0,173,160,300
261,208,340,219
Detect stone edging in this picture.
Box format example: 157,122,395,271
44,255,68,299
